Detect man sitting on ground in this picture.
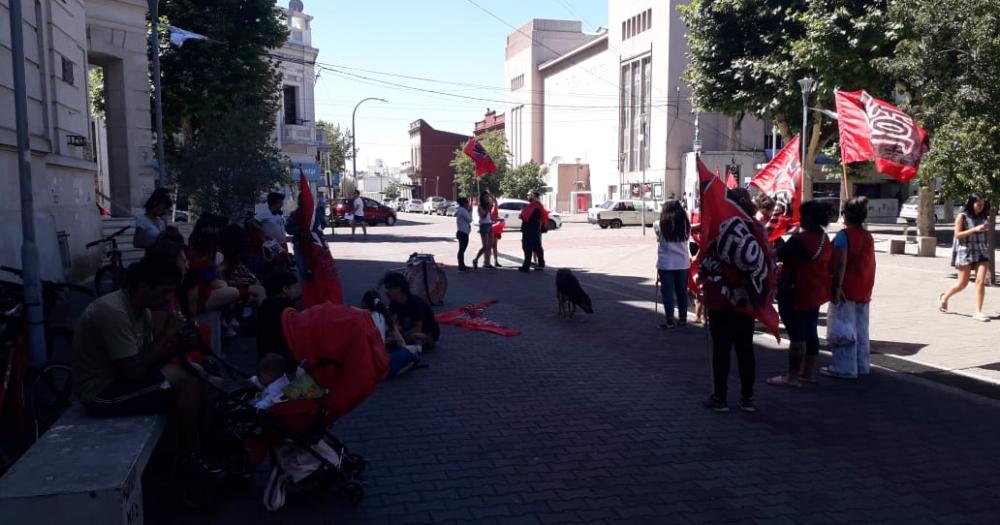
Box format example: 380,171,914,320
381,272,440,349
72,257,218,480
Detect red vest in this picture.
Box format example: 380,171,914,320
841,226,876,303
789,230,832,311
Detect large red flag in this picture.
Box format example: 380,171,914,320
749,136,801,242
294,169,344,307
725,170,738,190
696,157,780,340
834,90,928,182
463,137,497,178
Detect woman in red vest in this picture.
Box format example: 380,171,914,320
821,197,875,379
767,201,833,388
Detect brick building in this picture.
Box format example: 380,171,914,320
407,119,471,200
474,109,505,137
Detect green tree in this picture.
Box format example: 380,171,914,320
316,121,354,175
451,131,507,198
679,0,896,198
501,161,548,202
880,0,1000,278
160,0,289,218
384,180,402,200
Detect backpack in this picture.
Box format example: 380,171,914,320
405,253,447,305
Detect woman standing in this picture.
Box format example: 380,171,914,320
940,195,992,321
472,192,495,269
134,188,173,250
767,201,833,388
455,197,472,271
821,197,876,379
656,199,691,328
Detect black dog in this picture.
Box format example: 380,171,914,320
556,268,594,319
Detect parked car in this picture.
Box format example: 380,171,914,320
406,199,424,213
495,199,562,231
422,196,448,214
445,201,460,216
899,195,962,224
332,197,397,226
587,199,660,229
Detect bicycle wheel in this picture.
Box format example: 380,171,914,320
26,362,73,443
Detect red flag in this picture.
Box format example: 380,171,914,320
696,157,780,340
750,136,802,242
725,170,738,190
834,90,928,182
463,137,497,178
294,169,344,307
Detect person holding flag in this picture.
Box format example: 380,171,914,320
695,158,778,413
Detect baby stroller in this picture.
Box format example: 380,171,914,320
186,303,389,510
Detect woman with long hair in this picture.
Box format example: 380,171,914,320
767,200,833,388
134,188,173,250
657,199,691,328
472,192,495,269
939,194,992,321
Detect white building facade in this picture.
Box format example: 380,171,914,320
505,0,767,213
1,0,156,279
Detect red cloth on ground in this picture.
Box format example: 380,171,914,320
435,300,520,337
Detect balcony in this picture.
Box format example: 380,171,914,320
281,126,313,144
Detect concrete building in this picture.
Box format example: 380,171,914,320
408,119,470,200
1,0,156,279
274,0,327,182
504,1,767,213
474,109,505,137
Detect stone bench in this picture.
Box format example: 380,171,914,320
0,405,166,525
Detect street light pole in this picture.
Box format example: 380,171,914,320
9,0,47,365
798,77,815,204
641,115,648,236
149,0,166,189
351,97,387,184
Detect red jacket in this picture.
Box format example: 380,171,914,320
781,230,832,311
840,226,875,303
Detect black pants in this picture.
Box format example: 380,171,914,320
457,231,469,268
520,231,545,269
708,309,756,400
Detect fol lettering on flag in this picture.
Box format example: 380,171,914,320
834,90,928,182
749,136,802,242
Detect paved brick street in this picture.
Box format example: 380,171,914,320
153,214,1000,524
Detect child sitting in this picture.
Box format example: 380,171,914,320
252,353,290,411
257,272,299,366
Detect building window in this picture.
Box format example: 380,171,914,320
620,55,652,172
622,9,653,41
283,86,298,125
621,20,626,41
647,9,653,29
61,56,74,86
510,74,524,91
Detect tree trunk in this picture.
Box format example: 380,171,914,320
989,207,997,285
917,185,936,238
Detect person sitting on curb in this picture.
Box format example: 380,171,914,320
72,257,221,487
381,272,440,350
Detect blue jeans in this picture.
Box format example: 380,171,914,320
658,269,689,323
778,298,821,356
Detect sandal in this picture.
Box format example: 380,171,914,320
819,366,856,379
938,293,948,313
766,375,802,388
799,376,817,384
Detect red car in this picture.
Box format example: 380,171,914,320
332,197,397,226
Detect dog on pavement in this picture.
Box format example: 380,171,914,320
556,268,594,319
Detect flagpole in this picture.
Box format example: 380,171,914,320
149,0,166,188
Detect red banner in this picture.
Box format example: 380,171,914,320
834,90,928,182
725,170,738,190
463,137,497,178
749,136,801,242
696,157,780,340
295,170,344,307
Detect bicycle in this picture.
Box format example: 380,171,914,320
86,225,131,296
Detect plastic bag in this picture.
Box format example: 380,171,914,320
826,301,856,346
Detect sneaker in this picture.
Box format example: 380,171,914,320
660,319,677,329
972,312,991,322
738,398,756,413
702,395,729,413
677,319,688,327
518,267,530,273
458,266,470,272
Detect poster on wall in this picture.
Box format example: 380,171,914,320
653,182,663,199
629,184,641,198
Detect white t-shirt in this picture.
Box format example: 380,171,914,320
656,238,690,271
134,214,166,247
255,206,287,243
353,198,365,218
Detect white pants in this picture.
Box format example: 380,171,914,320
829,300,871,377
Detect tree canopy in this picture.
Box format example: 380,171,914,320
449,131,548,200
160,0,289,217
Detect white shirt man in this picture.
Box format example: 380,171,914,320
255,193,287,244
350,191,367,238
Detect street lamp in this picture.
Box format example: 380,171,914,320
352,97,387,183
149,0,166,189
798,77,815,202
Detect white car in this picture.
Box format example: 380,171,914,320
495,199,562,231
406,199,424,213
422,196,447,214
587,199,660,229
898,195,961,224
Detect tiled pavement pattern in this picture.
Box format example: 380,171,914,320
151,218,1000,524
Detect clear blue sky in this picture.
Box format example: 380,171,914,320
279,0,608,168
